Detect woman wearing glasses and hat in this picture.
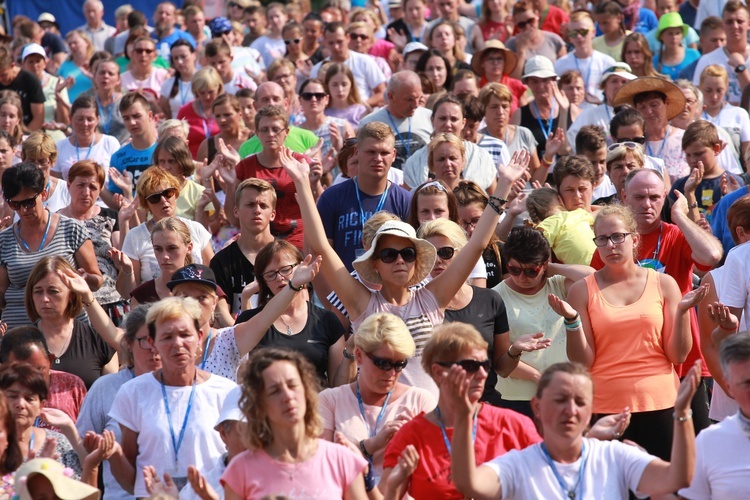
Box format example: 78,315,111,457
470,40,527,113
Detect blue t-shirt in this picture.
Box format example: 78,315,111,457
634,8,658,34
58,60,92,102
653,48,701,81
107,142,158,194
710,185,749,256
153,30,196,62
317,178,412,271
670,172,744,224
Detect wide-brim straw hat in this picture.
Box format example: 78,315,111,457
612,77,686,120
15,458,100,500
352,220,436,288
471,40,518,77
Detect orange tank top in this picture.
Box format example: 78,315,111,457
585,269,679,413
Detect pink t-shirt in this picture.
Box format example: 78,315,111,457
318,384,436,477
120,68,169,97
221,439,367,499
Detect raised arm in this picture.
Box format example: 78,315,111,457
663,278,705,365
546,262,595,292
672,191,722,267
280,148,372,320
429,150,531,308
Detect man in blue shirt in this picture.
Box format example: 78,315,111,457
152,2,196,62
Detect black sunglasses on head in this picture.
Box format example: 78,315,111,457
378,247,417,263
367,352,408,371
437,359,492,373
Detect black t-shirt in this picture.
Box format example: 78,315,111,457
42,32,68,56
210,241,256,316
444,286,509,403
483,242,506,290
237,302,345,384
48,320,117,390
0,69,45,126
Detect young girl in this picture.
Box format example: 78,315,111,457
416,49,452,96
298,78,354,163
622,32,659,78
120,36,169,97
324,63,369,129
198,93,252,165
471,0,512,50
0,93,24,150
282,22,311,87
593,1,630,61
699,64,750,163
526,186,596,265
653,12,699,80
159,39,197,119
428,21,471,74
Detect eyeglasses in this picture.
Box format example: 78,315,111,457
261,263,298,282
136,337,152,350
436,359,492,373
484,56,505,65
436,246,456,260
284,38,301,45
516,18,536,28
460,217,481,229
377,247,417,263
568,28,591,38
134,48,155,55
301,92,327,101
593,232,631,247
366,352,408,372
146,187,178,204
507,264,544,277
6,193,41,211
349,33,370,41
614,136,646,145
607,141,642,152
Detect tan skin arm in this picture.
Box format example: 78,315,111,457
109,425,137,494
29,103,44,131
200,241,215,264
663,276,704,365
75,239,104,291
327,336,346,388
196,138,210,164
551,278,597,368
366,83,387,109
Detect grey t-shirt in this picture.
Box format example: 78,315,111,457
505,32,565,63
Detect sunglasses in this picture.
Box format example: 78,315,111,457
507,264,544,277
615,136,646,145
437,359,492,373
378,247,417,263
367,352,408,372
349,33,370,41
593,232,631,247
436,246,456,260
6,193,41,211
607,141,641,152
134,48,155,55
516,18,536,28
262,263,298,282
568,28,591,38
300,92,327,101
284,38,301,45
146,187,178,204
344,137,358,147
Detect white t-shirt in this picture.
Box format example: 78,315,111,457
694,0,735,30
554,51,616,101
567,104,615,151
484,438,655,499
121,69,170,98
160,78,195,119
360,107,434,171
223,72,257,96
702,103,750,160
645,128,690,179
593,174,617,202
693,47,750,105
333,168,404,186
121,216,212,282
231,46,265,78
678,413,750,499
53,134,121,180
403,141,499,191
310,51,387,100
718,240,750,331
108,372,236,498
45,181,71,213
250,35,286,68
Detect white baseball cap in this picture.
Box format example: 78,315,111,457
21,43,47,62
215,385,244,430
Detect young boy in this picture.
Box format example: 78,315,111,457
575,125,616,202
236,88,256,136
670,120,745,223
250,2,287,68
204,38,256,94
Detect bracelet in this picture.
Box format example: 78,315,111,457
564,320,582,331
487,196,507,215
358,439,373,460
688,201,698,209
288,280,305,292
507,345,521,359
541,155,554,167
82,294,95,307
123,270,134,276
343,347,355,360
563,313,580,327
673,409,693,422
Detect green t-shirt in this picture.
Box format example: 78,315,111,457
115,55,170,73
238,126,319,158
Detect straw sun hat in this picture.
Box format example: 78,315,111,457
612,77,687,120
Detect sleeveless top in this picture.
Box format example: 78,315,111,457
519,104,569,161
585,269,679,413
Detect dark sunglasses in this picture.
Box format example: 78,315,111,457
615,136,646,145
568,28,591,38
507,264,544,277
436,246,456,260
378,247,417,263
134,48,155,55
437,359,492,373
284,38,301,45
516,18,536,28
367,352,408,372
349,33,370,41
6,193,41,211
146,187,178,204
300,92,327,101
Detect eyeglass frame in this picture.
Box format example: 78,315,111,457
593,232,632,247
261,263,299,282
6,192,42,211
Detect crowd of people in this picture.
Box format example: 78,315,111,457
0,0,749,497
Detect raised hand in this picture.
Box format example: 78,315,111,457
506,191,527,217
371,415,410,451
58,267,92,297
321,149,337,176
308,158,324,184
512,332,552,354
441,364,474,418
329,122,343,152
685,162,704,194
30,435,59,460
497,149,531,186
678,283,710,312
291,254,322,287
334,431,361,456
387,27,408,51
108,248,133,273
544,128,565,159
723,172,742,195
385,445,420,492
39,408,75,430
143,466,179,497
279,147,310,182
109,168,134,195
671,190,689,218
196,189,214,211
217,138,240,167
707,301,740,332
587,406,631,440
0,322,7,338
187,465,220,500
547,293,578,320
552,83,570,110
674,360,701,415
118,196,140,222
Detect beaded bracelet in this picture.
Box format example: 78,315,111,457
487,196,507,215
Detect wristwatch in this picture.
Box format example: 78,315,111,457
736,64,747,73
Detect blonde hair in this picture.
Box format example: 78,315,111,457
157,119,190,139
65,29,95,62
699,64,729,86
234,178,277,208
353,313,416,358
593,204,637,235
151,217,194,266
526,187,562,224
478,82,513,107
20,131,57,164
428,133,465,173
191,66,224,95
146,296,202,339
605,144,645,170
136,166,182,211
570,10,595,25
417,218,468,250
362,211,400,249
421,322,488,378
346,21,373,37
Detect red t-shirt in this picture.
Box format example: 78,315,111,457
37,370,87,430
235,153,305,249
383,406,541,499
539,5,569,37
176,102,221,159
590,222,711,377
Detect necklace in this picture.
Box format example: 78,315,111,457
49,329,73,364
278,314,297,335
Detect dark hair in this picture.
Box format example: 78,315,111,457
303,12,323,23
610,106,645,138
501,226,551,265
575,125,607,154
462,96,484,122
119,91,151,114
324,21,345,35
0,326,50,364
89,51,114,75
299,78,327,95
205,38,232,59
0,392,22,475
71,95,99,119
121,304,153,366
535,362,592,398
700,15,724,34
127,10,148,29
153,135,196,177
431,94,463,120
0,129,15,148
236,88,255,99
632,90,667,108
407,180,460,229
595,1,626,34
168,39,196,99
416,49,453,90
254,240,305,306
2,162,45,200
552,155,596,188
0,361,49,401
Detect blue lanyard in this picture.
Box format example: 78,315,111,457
541,441,588,499
354,177,390,229
200,329,213,370
386,111,411,156
532,100,556,141
96,94,116,135
179,80,191,106
574,56,593,94
198,101,214,140
160,371,197,469
434,405,478,455
28,428,36,458
17,209,51,252
646,125,670,158
356,379,391,439
75,136,94,162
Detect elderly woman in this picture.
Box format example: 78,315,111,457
119,167,214,297
75,304,160,500
452,361,700,499
177,67,224,159
319,313,436,485
0,163,102,329
236,240,345,386
20,132,71,213
108,297,237,496
221,348,368,498
381,322,542,498
470,40,524,109
0,390,22,494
